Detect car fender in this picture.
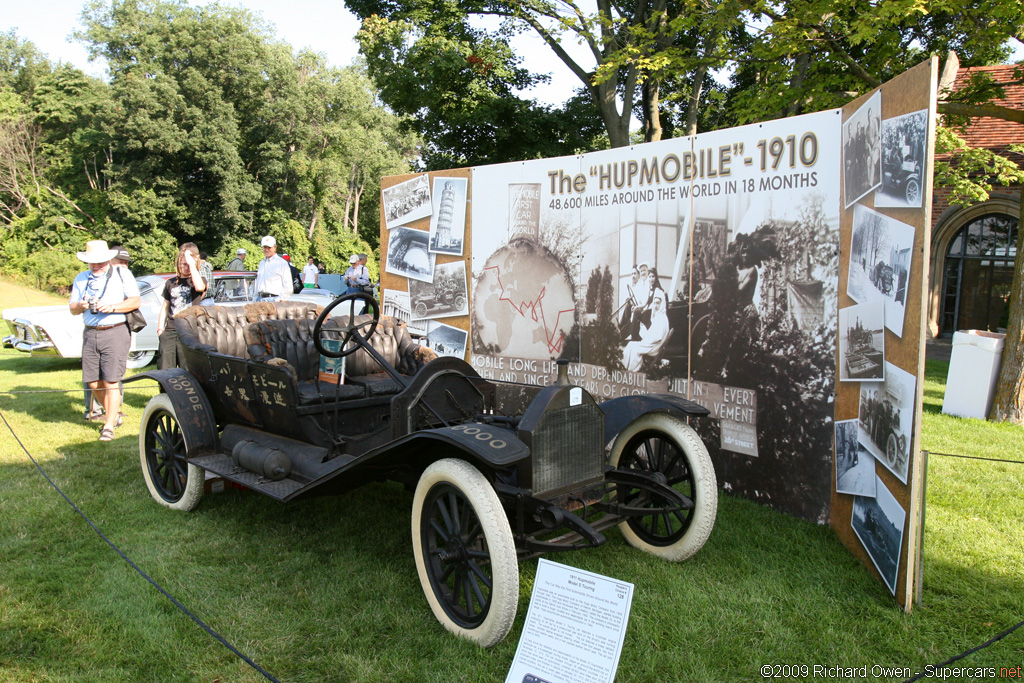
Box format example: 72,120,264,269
125,369,218,456
382,423,530,470
598,393,710,447
3,305,84,359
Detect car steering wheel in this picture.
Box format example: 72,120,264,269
313,292,381,358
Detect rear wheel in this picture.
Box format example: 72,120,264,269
126,350,155,369
609,413,717,561
412,459,518,648
139,394,203,511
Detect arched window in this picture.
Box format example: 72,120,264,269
940,213,1018,335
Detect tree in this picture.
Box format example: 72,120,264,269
991,176,1024,423
288,53,420,245
77,0,419,256
355,14,603,167
716,0,1022,125
79,0,273,242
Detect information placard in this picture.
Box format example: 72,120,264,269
505,560,633,683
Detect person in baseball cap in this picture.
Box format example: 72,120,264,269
254,235,290,301
110,246,131,265
345,253,371,294
226,248,246,271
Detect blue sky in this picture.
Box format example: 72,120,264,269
3,0,581,105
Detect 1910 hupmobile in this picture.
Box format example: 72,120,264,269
127,293,717,647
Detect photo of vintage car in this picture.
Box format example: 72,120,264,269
1,272,337,368
881,152,922,206
128,293,718,647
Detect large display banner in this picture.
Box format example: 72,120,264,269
469,112,842,523
378,62,934,606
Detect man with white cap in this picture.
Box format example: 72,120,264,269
344,253,371,295
226,247,246,271
68,240,141,441
254,235,291,301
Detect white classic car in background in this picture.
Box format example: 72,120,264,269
2,272,338,368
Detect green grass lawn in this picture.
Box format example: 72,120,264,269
1,278,1021,682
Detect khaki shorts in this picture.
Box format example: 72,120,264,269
82,324,130,383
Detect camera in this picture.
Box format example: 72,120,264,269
85,296,100,313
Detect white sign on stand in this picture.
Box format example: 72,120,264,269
505,559,634,683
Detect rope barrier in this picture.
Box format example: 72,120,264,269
903,619,1024,682
0,410,282,683
928,451,1024,465
0,385,161,395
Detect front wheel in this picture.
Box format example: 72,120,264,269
139,393,204,511
885,433,899,466
411,459,518,648
905,177,921,205
608,413,717,561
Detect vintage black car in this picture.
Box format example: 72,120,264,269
127,293,717,647
412,288,466,319
881,151,922,205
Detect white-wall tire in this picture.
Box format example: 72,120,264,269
126,350,156,369
608,413,717,561
411,458,518,648
139,393,204,511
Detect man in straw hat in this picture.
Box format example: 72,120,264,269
69,240,141,441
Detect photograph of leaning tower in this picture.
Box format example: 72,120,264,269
429,177,467,256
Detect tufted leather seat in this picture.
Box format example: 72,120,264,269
174,301,322,359
174,303,439,409
342,315,439,377
244,317,365,405
244,312,438,405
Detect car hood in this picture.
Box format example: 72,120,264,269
3,304,77,326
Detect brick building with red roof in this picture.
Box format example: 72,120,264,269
928,64,1023,338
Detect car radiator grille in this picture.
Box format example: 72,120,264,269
530,402,605,497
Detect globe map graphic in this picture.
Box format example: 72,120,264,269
472,238,576,358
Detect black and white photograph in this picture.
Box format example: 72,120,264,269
842,90,882,208
839,301,885,381
408,261,469,320
384,226,436,283
835,419,875,496
857,361,916,484
875,109,927,208
852,477,906,595
418,320,469,359
381,288,428,335
382,174,432,230
428,177,468,256
847,204,914,336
